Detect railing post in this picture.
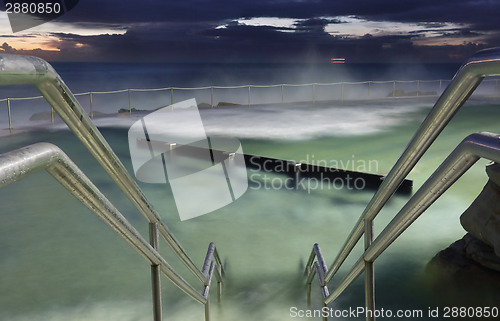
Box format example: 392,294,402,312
211,86,214,108
51,106,54,124
205,300,211,321
248,86,251,106
170,88,174,106
149,222,163,321
128,89,132,113
439,79,442,93
364,220,375,321
307,282,312,307
217,266,222,304
89,91,94,119
281,84,284,103
368,81,371,99
392,81,396,97
341,83,344,101
7,98,12,131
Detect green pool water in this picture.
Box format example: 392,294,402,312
0,97,499,320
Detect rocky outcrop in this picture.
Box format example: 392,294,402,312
460,162,500,258
430,234,500,272
426,234,500,307
425,163,500,306
388,89,437,97
431,162,500,272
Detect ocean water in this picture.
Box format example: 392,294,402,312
0,62,500,320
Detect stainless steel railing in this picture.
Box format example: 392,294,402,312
4,77,500,131
0,53,224,320
0,142,223,318
304,47,500,320
1,79,455,132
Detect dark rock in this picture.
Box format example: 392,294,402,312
388,89,405,97
426,234,500,273
460,162,500,257
388,89,437,97
464,234,500,271
425,234,500,307
217,101,240,107
198,102,212,108
424,165,500,308
29,111,53,121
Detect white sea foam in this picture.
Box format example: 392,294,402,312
0,64,497,321
199,102,430,139
42,100,432,140
0,99,494,321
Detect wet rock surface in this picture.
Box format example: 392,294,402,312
425,234,500,308
429,234,500,272
425,163,500,309
460,162,500,257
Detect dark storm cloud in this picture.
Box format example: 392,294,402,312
48,20,425,63
59,0,500,27
294,18,346,33
4,0,499,62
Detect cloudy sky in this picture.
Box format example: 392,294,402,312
0,0,499,63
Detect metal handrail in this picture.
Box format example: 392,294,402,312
0,53,207,280
0,79,452,102
3,76,500,130
0,142,207,303
0,53,225,320
304,47,500,320
325,47,500,284
306,132,500,317
336,132,500,299
0,142,226,320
